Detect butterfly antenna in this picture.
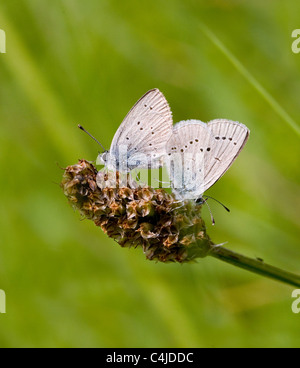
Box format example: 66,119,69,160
203,195,230,212
202,197,215,226
78,124,106,152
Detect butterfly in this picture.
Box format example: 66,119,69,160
96,88,173,172
165,119,250,201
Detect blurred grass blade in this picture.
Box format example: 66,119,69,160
199,22,300,137
0,10,84,159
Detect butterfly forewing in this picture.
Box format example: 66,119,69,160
109,89,173,168
203,120,249,192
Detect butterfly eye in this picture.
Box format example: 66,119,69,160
101,151,108,161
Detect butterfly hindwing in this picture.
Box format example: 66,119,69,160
165,120,213,198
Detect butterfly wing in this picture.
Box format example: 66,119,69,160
165,120,213,199
203,119,249,193
166,119,249,199
109,89,173,169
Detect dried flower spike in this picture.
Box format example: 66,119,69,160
61,160,300,287
61,160,214,263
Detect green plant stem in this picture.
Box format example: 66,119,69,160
208,245,300,288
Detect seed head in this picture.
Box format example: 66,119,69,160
61,160,214,263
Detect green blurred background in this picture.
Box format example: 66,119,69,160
0,0,299,348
